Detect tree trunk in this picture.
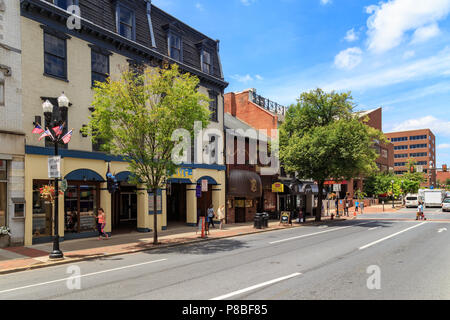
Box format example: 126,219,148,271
316,181,325,222
153,189,158,245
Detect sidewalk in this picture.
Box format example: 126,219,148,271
0,216,343,275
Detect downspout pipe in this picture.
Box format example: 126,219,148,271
145,0,157,48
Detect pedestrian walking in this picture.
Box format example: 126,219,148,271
207,204,215,229
345,199,349,217
97,208,109,240
416,202,426,220
335,198,339,217
217,204,226,230
355,200,359,213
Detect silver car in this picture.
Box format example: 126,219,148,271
442,198,450,212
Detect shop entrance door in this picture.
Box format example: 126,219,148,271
120,193,137,222
166,183,187,223
235,198,246,223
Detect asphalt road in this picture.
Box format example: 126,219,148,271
0,209,449,300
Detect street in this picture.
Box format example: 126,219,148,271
0,208,449,300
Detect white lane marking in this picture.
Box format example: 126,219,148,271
0,258,167,295
438,228,447,233
368,227,379,231
359,222,427,250
210,273,302,300
269,222,373,244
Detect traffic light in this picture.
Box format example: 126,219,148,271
443,164,448,172
410,166,415,173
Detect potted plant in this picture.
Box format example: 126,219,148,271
0,226,11,248
39,185,63,204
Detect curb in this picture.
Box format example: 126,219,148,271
0,218,344,276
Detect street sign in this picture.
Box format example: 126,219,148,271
333,184,341,192
48,156,61,178
416,165,423,173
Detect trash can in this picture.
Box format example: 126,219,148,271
263,212,269,228
254,212,263,229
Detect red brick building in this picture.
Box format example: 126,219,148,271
330,108,394,199
385,129,436,187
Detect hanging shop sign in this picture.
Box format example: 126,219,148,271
333,184,341,192
148,192,162,213
196,184,202,198
272,182,284,193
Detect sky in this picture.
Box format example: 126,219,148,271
153,0,450,168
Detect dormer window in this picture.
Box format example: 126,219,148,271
116,3,135,40
202,50,211,74
169,33,182,62
53,0,78,10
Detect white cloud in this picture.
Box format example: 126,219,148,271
438,143,450,149
391,116,450,136
344,28,359,42
325,47,450,91
334,47,363,70
230,74,254,83
195,2,204,11
411,23,440,44
403,50,415,59
240,0,256,6
320,0,332,5
366,0,450,53
230,74,264,83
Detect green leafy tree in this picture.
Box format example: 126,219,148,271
84,64,210,244
280,89,385,221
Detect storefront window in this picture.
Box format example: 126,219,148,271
64,182,98,233
32,180,53,238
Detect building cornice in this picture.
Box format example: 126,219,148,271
20,0,228,90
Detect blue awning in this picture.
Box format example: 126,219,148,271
116,171,132,182
197,176,219,185
65,169,105,182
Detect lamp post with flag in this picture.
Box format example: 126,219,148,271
32,93,73,260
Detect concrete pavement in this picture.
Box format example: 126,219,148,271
0,210,449,300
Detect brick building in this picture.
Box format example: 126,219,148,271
385,129,436,187
329,108,394,199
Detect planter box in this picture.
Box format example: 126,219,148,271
0,235,10,248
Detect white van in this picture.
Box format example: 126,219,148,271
405,194,419,208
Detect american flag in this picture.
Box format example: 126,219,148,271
62,130,73,144
38,129,54,141
52,123,64,137
32,124,45,134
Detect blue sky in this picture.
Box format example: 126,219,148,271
153,0,450,168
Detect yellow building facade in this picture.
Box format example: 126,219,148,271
21,1,227,245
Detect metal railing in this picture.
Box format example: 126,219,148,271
251,91,287,115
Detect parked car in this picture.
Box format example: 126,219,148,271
442,198,450,212
405,194,419,208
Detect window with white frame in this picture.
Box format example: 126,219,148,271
117,3,135,40
202,50,212,74
169,33,182,62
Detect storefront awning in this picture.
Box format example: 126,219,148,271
116,171,132,182
228,169,262,198
302,184,327,195
65,169,105,182
197,176,219,185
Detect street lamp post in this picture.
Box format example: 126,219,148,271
401,180,404,206
42,93,70,260
391,180,395,209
